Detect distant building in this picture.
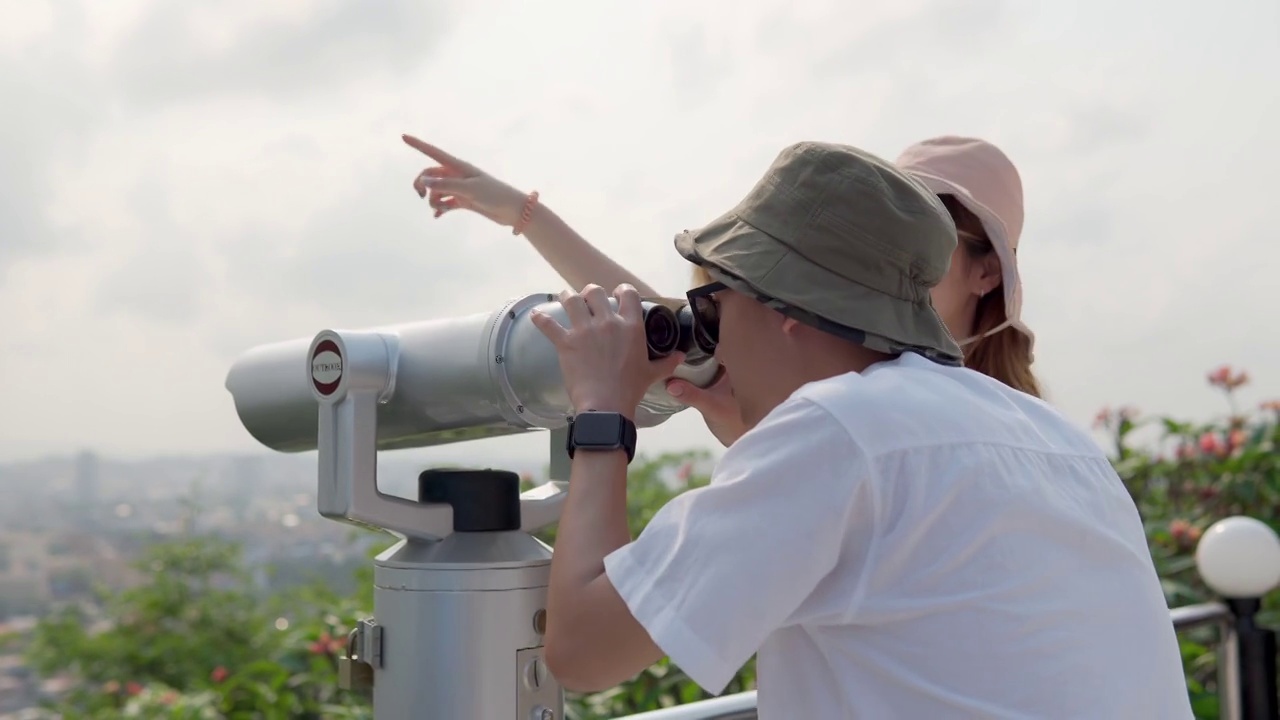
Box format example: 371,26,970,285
72,450,100,526
226,456,264,521
0,532,50,618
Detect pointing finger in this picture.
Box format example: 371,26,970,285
402,135,479,173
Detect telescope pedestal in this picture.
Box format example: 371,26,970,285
371,533,561,719
344,469,565,719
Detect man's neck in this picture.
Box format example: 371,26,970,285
746,341,895,427
806,337,893,378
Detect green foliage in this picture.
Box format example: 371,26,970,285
25,532,377,719
1096,365,1279,719
21,365,1279,718
29,538,260,687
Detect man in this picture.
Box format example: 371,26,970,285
530,141,1192,718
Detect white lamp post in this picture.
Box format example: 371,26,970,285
1194,516,1280,720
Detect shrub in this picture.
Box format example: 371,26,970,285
1096,364,1279,719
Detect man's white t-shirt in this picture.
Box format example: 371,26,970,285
603,352,1193,719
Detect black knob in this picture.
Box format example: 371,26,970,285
418,469,521,532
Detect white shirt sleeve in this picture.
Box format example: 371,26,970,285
602,395,872,695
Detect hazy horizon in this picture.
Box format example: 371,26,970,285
3,0,1277,464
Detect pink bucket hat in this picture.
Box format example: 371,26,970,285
894,136,1034,353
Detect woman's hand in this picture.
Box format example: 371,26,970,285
666,371,748,447
402,134,528,228
531,284,686,419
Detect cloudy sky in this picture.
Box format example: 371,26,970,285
2,0,1276,472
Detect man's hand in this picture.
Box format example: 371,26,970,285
532,284,685,418
529,283,681,690
667,369,748,447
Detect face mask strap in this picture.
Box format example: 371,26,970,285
956,318,1013,347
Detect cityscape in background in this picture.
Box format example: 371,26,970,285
0,447,548,716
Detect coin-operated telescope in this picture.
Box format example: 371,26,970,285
225,292,717,719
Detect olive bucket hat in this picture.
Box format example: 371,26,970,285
674,141,964,365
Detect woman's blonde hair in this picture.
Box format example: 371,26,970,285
939,194,1041,398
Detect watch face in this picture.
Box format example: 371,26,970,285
574,413,625,445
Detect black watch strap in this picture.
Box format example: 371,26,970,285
566,411,637,463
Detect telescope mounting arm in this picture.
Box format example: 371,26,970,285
310,329,567,543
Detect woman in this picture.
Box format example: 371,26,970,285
403,133,1040,445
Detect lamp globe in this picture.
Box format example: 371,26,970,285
1194,516,1280,599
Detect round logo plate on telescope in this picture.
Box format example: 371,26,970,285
311,339,343,396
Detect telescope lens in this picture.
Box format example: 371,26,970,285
643,305,680,359
684,286,722,354
671,305,712,365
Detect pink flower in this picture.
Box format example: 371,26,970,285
676,462,693,482
1169,519,1201,549
1198,432,1226,457
1093,406,1138,431
310,631,346,655
210,666,229,683
1207,365,1249,391
126,681,143,696
1227,428,1247,452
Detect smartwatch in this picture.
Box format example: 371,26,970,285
566,411,637,463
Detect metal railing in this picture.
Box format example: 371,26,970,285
622,692,758,720
619,600,1276,720
1171,602,1239,720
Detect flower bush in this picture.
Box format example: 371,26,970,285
22,365,1278,719
1096,364,1279,719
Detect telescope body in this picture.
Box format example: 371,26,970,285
223,292,718,719
225,293,719,454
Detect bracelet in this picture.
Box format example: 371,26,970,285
512,190,540,236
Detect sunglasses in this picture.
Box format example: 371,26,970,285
685,281,726,353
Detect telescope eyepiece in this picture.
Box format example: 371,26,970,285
641,301,714,365
643,304,681,359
